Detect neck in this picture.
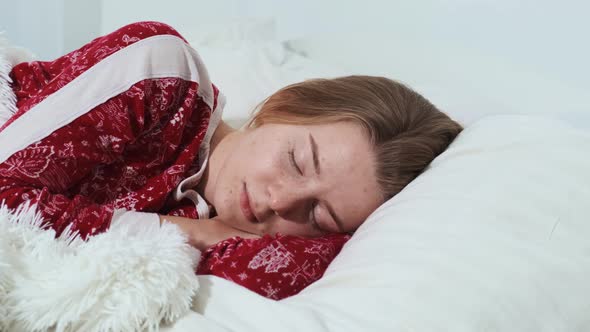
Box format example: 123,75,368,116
197,120,239,204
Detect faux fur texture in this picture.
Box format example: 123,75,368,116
0,202,201,332
0,32,35,128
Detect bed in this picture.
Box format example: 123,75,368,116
1,6,590,331
164,17,590,332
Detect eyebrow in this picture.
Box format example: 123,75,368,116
309,133,320,175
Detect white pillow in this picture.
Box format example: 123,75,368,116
182,18,279,49
196,44,348,128
184,21,349,128
164,115,590,331
284,37,590,128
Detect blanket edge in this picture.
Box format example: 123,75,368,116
0,201,202,332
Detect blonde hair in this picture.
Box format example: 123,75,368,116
247,75,463,201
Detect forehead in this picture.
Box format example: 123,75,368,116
304,122,383,230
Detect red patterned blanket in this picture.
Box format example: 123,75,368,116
0,22,349,301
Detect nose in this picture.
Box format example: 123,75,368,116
267,182,312,223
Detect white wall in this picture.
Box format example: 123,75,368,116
0,0,101,59
1,0,588,122
249,0,590,120
63,0,101,55
100,0,245,35
0,0,64,59
271,0,590,87
5,0,589,88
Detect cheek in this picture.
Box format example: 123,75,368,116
212,139,276,206
211,163,236,215
241,139,286,179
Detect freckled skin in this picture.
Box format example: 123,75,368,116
199,121,384,238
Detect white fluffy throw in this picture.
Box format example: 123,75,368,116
0,202,201,332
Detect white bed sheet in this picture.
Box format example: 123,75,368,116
164,115,590,331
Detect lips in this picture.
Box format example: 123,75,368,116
240,182,258,223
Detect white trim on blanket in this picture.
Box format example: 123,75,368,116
0,34,216,165
173,93,226,219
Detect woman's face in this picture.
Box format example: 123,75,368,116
209,121,383,237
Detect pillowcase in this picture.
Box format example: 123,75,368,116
164,115,590,331
283,37,590,128
184,20,349,127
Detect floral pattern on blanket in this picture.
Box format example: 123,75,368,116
0,22,208,238
198,233,350,299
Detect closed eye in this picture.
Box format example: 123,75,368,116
289,148,303,175
309,201,320,230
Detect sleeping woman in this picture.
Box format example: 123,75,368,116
0,22,462,299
